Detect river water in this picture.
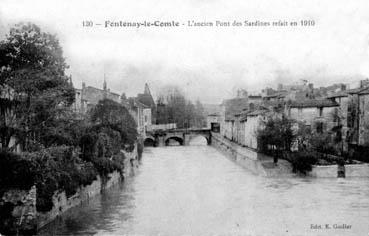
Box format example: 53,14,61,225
39,143,369,236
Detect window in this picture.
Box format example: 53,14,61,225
319,107,323,117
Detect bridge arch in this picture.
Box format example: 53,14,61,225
144,136,156,147
188,134,211,145
165,136,184,146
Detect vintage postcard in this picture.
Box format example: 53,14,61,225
1,0,369,235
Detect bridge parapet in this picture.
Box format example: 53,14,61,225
144,128,211,147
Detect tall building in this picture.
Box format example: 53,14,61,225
73,78,120,114
137,83,156,124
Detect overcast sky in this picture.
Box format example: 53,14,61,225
1,0,369,103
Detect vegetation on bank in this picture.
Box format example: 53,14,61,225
257,115,350,174
0,23,140,213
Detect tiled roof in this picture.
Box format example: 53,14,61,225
357,87,369,95
247,108,269,116
289,99,339,108
248,95,262,99
326,91,348,98
137,93,155,108
128,97,150,109
262,92,287,98
346,86,369,95
262,100,285,108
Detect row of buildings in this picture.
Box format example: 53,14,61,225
72,78,156,138
207,79,369,156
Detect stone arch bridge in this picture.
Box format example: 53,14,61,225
144,128,211,147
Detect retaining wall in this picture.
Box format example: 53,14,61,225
345,164,369,177
310,163,369,178
0,186,37,235
37,171,120,229
211,133,268,176
0,147,139,234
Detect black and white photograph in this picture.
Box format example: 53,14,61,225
1,0,369,235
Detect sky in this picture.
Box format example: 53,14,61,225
1,0,369,103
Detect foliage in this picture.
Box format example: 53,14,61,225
257,116,295,155
0,150,36,192
308,133,337,155
0,23,137,215
0,22,75,150
22,146,98,212
89,99,137,149
156,86,206,128
41,115,89,148
295,120,343,157
290,151,318,174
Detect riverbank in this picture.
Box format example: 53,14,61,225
211,132,369,178
37,146,369,236
0,147,140,235
210,132,294,177
37,147,139,229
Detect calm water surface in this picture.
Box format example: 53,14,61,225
39,144,369,236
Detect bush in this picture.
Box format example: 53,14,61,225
290,151,318,175
0,150,36,192
91,152,125,177
24,146,98,212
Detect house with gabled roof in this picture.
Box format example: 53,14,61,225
286,99,339,134
347,86,369,147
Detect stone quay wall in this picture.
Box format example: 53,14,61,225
310,163,369,178
0,146,139,234
211,132,268,176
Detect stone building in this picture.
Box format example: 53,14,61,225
73,78,120,114
206,113,221,132
240,109,271,150
219,79,369,158
286,99,339,134
347,86,369,147
136,83,156,124
124,97,150,137
220,97,248,140
326,90,350,151
121,83,155,138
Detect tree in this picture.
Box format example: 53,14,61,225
0,22,75,150
257,115,295,163
155,85,205,128
89,99,138,148
194,100,205,128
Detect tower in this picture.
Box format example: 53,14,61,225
103,74,107,91
103,74,107,99
144,83,151,95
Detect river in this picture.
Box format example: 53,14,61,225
39,142,369,236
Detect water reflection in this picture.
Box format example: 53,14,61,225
39,146,369,236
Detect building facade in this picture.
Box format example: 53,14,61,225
73,79,120,114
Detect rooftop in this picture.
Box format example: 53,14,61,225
288,99,339,108
326,90,348,98
347,86,369,95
